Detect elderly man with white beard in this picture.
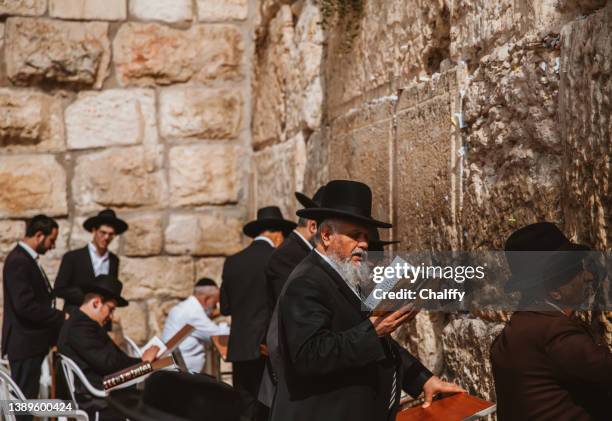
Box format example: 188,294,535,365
268,180,462,421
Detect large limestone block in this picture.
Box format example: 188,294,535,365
5,18,111,89
441,318,505,400
395,73,456,250
0,155,67,218
130,0,192,23
49,0,127,21
194,257,225,285
165,212,244,256
560,2,611,249
0,1,46,16
302,128,329,197
120,256,194,300
159,87,243,140
0,220,25,258
72,146,166,213
0,88,65,153
113,23,243,87
147,297,182,337
254,134,306,219
197,0,248,21
120,213,164,257
394,312,447,374
114,301,148,344
168,145,240,207
66,89,157,150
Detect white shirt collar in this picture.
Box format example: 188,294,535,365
254,236,275,248
314,249,361,299
88,242,109,260
293,230,314,250
18,241,38,260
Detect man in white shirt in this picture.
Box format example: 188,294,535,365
162,278,230,373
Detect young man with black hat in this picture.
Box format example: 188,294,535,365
269,180,462,421
2,215,65,412
491,222,612,421
57,274,159,420
220,206,296,421
55,209,128,318
162,278,230,373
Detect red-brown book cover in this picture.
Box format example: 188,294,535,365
396,393,495,421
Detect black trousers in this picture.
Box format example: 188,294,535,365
233,358,269,421
9,354,46,421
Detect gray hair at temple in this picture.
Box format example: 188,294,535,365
314,219,339,246
193,278,219,296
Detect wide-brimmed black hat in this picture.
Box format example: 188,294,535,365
296,180,391,228
295,185,326,209
369,227,399,252
504,222,590,292
81,274,129,307
83,208,128,235
242,206,297,238
108,371,241,421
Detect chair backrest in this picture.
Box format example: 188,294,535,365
58,354,107,400
123,335,142,358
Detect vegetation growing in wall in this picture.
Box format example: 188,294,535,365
317,0,364,52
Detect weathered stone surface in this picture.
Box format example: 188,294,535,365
396,73,456,250
302,128,329,197
168,145,240,207
560,1,611,250
254,134,305,219
165,212,244,256
194,257,226,285
120,213,164,257
0,0,46,16
0,88,65,153
120,256,194,300
49,0,127,21
114,301,149,344
159,87,243,140
0,23,5,51
461,43,562,249
113,23,243,86
68,217,120,253
0,220,25,258
395,312,447,374
72,146,166,213
0,155,67,218
5,18,111,89
147,297,181,337
66,89,157,150
129,0,192,23
197,0,248,21
441,317,505,400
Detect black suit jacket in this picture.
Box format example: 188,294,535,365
269,251,432,421
220,239,275,362
1,245,64,360
54,246,119,314
491,311,612,421
265,232,311,309
57,309,140,393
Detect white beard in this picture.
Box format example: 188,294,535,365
329,249,371,293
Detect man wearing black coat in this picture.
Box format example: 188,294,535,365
220,206,296,421
57,275,158,420
269,180,462,421
2,215,65,409
55,209,127,317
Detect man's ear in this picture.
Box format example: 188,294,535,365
308,220,317,235
549,290,562,301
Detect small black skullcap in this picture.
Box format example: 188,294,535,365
195,278,218,288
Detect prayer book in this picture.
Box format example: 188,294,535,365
396,393,495,421
102,355,176,391
140,324,195,358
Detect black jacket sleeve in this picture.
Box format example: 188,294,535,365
68,321,140,376
391,339,433,397
220,263,231,316
280,276,385,377
54,253,85,307
5,259,64,329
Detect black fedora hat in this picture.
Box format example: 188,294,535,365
504,222,590,292
295,185,326,209
296,180,391,228
81,274,129,307
368,227,399,252
83,208,128,235
108,371,241,421
242,206,297,238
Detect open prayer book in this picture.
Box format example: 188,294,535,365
140,324,195,359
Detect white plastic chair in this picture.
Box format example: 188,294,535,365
58,354,107,421
0,368,88,421
123,335,142,358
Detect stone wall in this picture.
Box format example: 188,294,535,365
251,0,611,407
0,0,254,344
